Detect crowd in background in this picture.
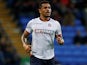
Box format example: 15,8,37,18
0,22,21,65
3,0,87,45
4,0,87,26
0,0,87,65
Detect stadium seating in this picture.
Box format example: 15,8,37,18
5,0,87,65
54,45,87,65
54,18,87,65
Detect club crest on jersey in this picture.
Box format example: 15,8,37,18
48,23,51,27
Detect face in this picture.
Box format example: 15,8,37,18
39,3,52,17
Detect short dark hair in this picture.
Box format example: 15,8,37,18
38,1,50,9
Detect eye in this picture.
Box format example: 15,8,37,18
44,7,51,9
44,7,47,9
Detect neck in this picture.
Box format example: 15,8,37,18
39,15,50,22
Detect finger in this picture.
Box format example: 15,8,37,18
26,47,31,51
27,45,31,48
26,50,31,53
28,45,31,46
57,37,62,41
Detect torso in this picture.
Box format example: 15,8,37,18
26,17,61,59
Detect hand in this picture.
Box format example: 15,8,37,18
57,37,64,45
23,44,32,56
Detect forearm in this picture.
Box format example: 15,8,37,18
21,30,30,46
21,31,32,56
21,34,27,46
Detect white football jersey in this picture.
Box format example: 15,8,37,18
26,17,62,59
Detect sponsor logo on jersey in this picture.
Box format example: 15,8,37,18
35,29,54,35
48,23,51,27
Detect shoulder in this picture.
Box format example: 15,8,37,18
27,17,39,24
50,18,61,26
29,17,38,22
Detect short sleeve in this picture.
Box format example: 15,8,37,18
55,21,62,35
25,20,33,33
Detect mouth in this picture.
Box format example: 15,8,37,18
46,12,51,15
46,12,50,13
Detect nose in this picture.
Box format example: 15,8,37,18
46,8,51,12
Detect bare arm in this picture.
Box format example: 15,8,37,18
21,30,32,56
21,30,30,46
55,34,64,45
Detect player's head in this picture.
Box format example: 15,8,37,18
38,1,52,18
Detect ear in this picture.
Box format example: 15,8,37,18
38,9,41,14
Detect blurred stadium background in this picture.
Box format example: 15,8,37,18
0,0,87,65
